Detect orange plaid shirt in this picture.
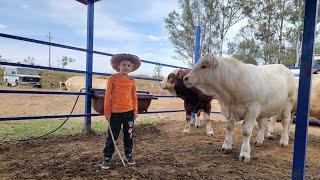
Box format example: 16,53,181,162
104,73,138,116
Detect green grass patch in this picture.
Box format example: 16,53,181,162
0,117,160,141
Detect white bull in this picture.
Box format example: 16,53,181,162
184,54,296,162
267,75,320,139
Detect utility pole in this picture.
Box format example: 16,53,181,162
46,32,53,67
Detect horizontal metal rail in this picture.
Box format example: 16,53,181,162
0,89,219,100
0,89,87,95
0,89,170,98
0,89,152,95
0,61,86,74
154,95,176,98
0,62,163,81
139,110,222,114
0,110,223,121
0,114,101,121
0,33,188,69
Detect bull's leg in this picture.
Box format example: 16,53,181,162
195,111,201,127
279,104,292,147
239,108,259,162
255,118,268,146
267,114,279,140
221,118,236,154
183,113,192,134
190,114,195,125
204,112,213,136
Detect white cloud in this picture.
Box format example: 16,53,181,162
22,4,29,9
147,35,161,41
45,0,87,28
45,0,142,42
93,13,140,41
0,23,7,29
113,0,178,23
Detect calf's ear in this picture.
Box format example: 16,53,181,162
177,71,183,79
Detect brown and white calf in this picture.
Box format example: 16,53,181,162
160,69,214,135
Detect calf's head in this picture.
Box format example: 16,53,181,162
160,69,189,96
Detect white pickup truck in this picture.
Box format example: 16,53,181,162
3,66,42,88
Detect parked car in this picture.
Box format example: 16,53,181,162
3,66,42,88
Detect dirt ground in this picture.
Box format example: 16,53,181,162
0,87,320,179
1,120,320,179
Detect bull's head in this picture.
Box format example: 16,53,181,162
183,54,219,95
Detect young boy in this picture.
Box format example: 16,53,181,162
101,53,141,170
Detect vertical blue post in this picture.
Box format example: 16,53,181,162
292,0,318,179
194,26,201,64
84,0,94,133
192,26,201,123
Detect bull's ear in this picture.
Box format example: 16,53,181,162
201,54,218,68
208,57,218,68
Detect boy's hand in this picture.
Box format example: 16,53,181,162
105,115,111,121
134,111,138,119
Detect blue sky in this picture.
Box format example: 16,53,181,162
0,0,243,76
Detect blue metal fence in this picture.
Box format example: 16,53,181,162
84,0,94,132
1,0,316,178
0,33,187,70
292,0,318,179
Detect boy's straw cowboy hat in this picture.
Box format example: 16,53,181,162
110,53,141,72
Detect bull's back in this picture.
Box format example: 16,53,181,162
310,76,320,119
259,64,295,116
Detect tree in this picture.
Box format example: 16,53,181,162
58,56,75,68
165,0,246,65
212,0,246,56
227,28,260,65
23,56,35,65
0,54,8,68
153,64,163,78
242,0,280,64
228,39,259,65
239,0,306,66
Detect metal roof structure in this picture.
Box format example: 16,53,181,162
75,0,101,5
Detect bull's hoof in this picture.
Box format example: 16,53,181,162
183,129,190,134
239,154,251,163
267,135,275,140
207,130,213,137
279,142,288,147
279,138,289,147
195,123,201,128
220,147,232,154
254,141,264,147
206,131,214,137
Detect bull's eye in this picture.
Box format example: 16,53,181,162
200,65,206,69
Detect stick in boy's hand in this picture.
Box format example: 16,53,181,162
105,115,111,121
134,112,138,120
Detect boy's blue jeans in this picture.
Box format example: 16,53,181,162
103,110,134,158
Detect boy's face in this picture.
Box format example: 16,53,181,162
119,60,134,75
